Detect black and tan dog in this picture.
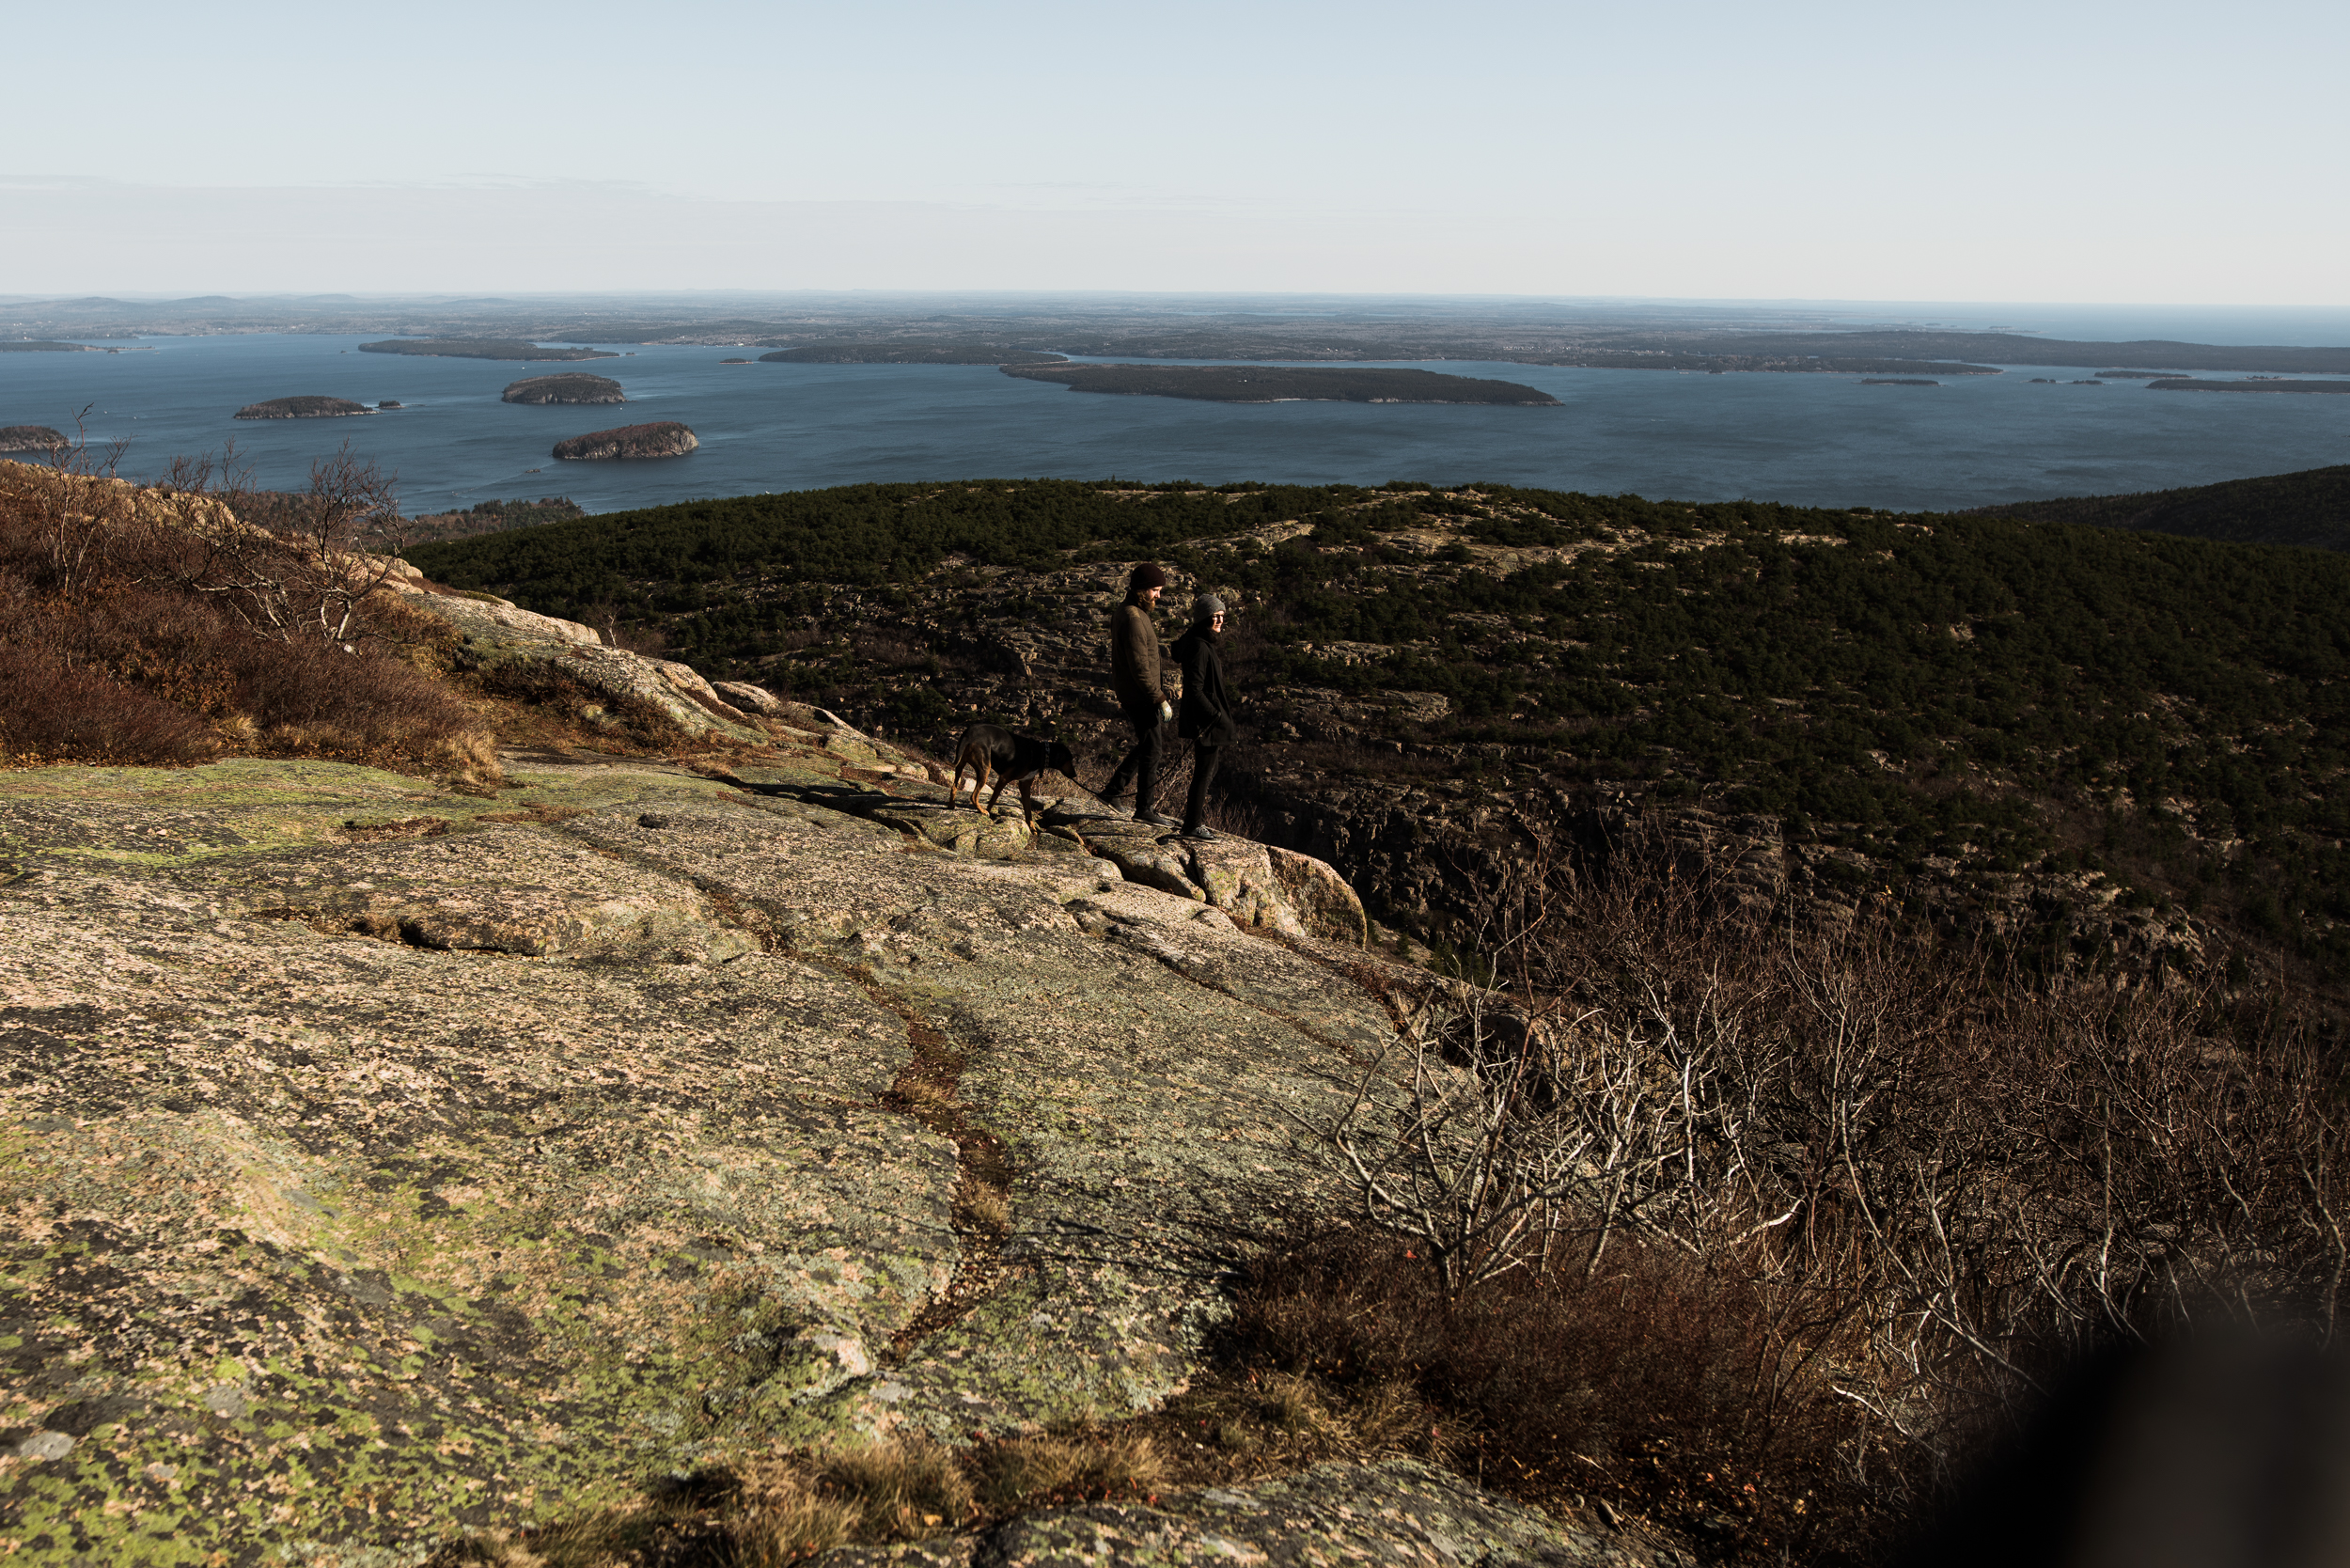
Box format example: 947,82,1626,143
949,724,1078,818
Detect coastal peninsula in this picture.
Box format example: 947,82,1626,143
999,363,1561,405
501,372,626,405
761,340,1068,365
2147,378,2350,395
552,420,697,460
0,425,66,452
359,338,618,362
232,396,371,419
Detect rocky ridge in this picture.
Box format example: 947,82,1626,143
0,588,1710,1566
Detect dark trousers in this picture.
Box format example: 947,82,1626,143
1100,703,1163,810
1182,741,1223,832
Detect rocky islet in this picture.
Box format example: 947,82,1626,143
231,396,373,420
551,420,698,461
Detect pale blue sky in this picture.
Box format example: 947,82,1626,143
6,0,2343,301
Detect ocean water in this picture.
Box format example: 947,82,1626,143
5,332,2346,516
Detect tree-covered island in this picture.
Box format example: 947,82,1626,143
501,372,627,404
999,364,1562,404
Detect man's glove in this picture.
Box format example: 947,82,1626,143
1159,701,1174,724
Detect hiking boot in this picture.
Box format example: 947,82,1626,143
1135,809,1179,828
1180,824,1221,842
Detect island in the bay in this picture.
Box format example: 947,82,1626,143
232,396,372,419
761,340,1069,365
999,363,1562,405
358,338,618,362
501,372,626,405
0,425,66,451
0,340,99,353
2148,377,2350,395
551,420,697,460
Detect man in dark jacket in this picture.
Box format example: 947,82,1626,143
1171,592,1237,841
1097,564,1177,826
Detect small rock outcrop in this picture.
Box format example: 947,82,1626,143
232,396,372,419
383,581,766,742
501,372,626,405
552,420,697,461
0,424,66,452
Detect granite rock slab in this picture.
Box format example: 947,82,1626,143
0,753,1402,1562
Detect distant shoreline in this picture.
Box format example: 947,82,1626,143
2147,378,2350,395
359,338,618,363
1001,363,1561,406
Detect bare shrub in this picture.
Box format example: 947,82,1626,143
0,644,220,763
0,454,486,776
165,442,410,642
1230,1225,1862,1547
1290,823,2350,1553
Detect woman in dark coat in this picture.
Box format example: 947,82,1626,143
1171,593,1236,840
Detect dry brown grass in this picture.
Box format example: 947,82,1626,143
958,1182,1011,1233
968,1430,1167,1511
424,1429,1169,1567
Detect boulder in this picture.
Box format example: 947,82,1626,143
713,680,790,714
1184,838,1309,937
414,589,603,647
1090,837,1206,902
869,801,1036,857
985,1458,1677,1567
1268,844,1369,945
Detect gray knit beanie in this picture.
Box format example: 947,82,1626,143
1192,593,1226,626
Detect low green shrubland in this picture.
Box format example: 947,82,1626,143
410,477,2350,977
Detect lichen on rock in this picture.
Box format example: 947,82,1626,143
0,742,1420,1563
